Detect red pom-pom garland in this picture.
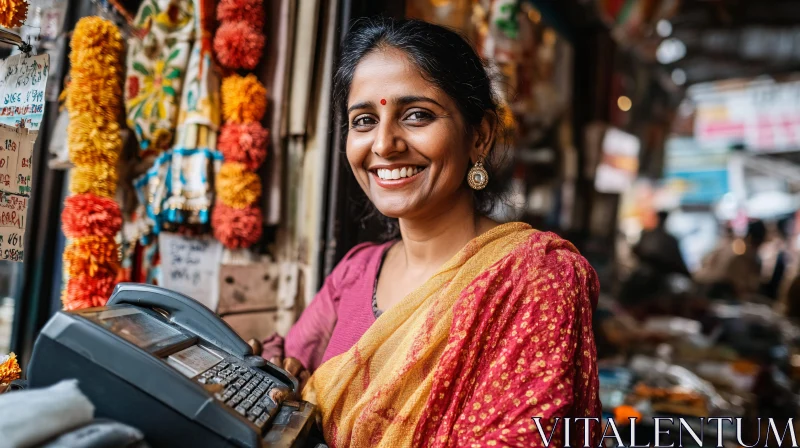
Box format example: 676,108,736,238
218,122,269,171
62,272,117,310
212,203,263,249
61,193,124,239
213,22,264,71
217,0,264,29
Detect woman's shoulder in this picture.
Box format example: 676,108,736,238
326,240,394,285
339,240,394,266
509,230,599,305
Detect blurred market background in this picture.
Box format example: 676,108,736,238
2,0,800,445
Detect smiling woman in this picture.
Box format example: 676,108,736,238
261,17,601,448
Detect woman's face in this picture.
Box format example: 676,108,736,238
345,47,478,221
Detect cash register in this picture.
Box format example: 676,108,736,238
26,283,319,447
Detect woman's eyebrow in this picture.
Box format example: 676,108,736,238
395,95,443,108
347,101,374,113
348,96,444,113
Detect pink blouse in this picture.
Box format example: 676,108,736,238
261,241,392,371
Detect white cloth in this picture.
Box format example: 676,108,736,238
0,379,95,448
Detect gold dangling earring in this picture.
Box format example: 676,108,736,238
467,157,489,190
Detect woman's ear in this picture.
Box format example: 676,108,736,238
471,111,497,162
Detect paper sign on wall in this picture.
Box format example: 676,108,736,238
0,53,49,130
0,53,49,262
158,232,223,311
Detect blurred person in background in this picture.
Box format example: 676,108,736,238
633,210,690,278
758,217,793,301
696,220,766,300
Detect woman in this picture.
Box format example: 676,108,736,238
262,18,601,447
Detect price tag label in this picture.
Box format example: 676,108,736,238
0,53,50,262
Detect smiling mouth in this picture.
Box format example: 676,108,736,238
371,166,426,180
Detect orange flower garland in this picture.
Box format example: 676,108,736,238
0,0,28,29
61,17,125,310
63,235,121,278
221,74,267,123
212,3,267,250
0,353,21,385
62,194,123,238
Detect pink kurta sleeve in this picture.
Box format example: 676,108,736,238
261,242,378,371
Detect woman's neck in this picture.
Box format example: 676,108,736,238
396,191,487,272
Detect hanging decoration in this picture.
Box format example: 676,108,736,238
126,0,222,290
124,0,195,156
213,21,264,70
0,0,27,29
220,74,267,123
218,121,268,170
61,17,125,310
212,0,267,250
0,352,20,388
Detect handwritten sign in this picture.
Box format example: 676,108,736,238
0,53,49,262
0,54,49,130
158,232,223,311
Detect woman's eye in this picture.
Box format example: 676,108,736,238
404,111,434,123
352,115,377,128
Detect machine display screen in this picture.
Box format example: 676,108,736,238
81,307,191,353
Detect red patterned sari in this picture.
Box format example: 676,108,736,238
303,223,601,447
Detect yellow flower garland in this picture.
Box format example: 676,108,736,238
216,162,261,209
68,17,124,69
221,74,267,123
70,163,119,199
67,115,122,167
65,79,123,121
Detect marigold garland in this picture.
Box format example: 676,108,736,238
70,164,119,199
62,193,123,239
65,79,124,122
213,22,264,70
0,0,28,29
62,273,117,310
216,0,264,29
216,162,262,209
62,17,124,310
221,74,267,123
0,353,21,385
218,122,268,170
213,5,267,250
212,203,263,249
63,235,120,278
67,115,123,166
69,17,124,65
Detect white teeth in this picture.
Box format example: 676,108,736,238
376,167,422,180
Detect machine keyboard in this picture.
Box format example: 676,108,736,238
198,360,286,434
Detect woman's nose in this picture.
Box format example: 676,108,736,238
371,121,406,158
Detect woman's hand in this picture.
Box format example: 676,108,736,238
269,356,311,392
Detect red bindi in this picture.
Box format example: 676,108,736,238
380,98,387,105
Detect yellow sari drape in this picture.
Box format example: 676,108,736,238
303,222,535,447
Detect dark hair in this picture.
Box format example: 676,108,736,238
656,210,669,227
333,17,506,239
748,220,767,247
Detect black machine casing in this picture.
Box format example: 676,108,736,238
27,283,318,447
